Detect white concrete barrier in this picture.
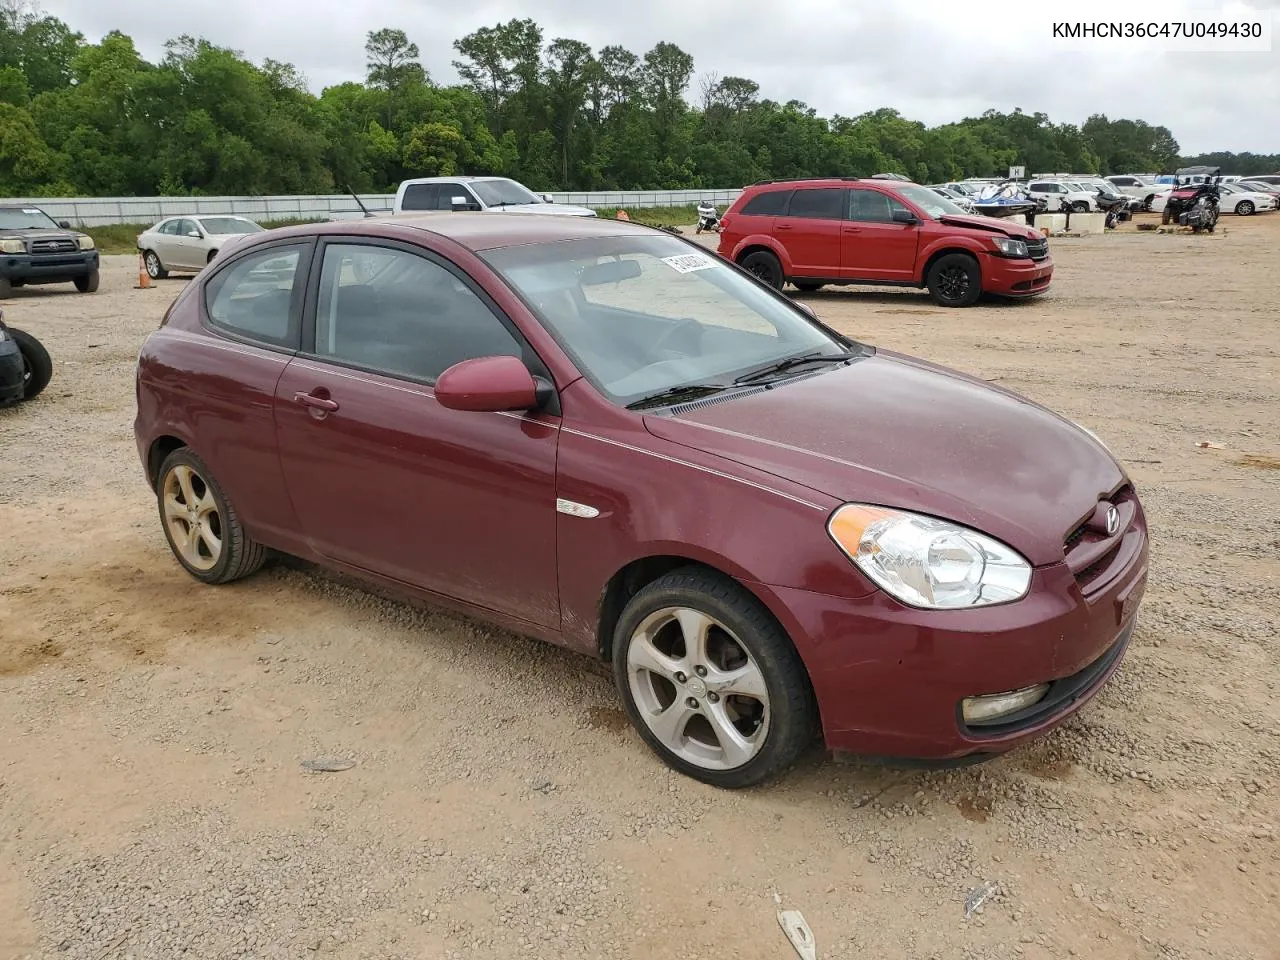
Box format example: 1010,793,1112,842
1066,212,1106,235
1033,213,1068,234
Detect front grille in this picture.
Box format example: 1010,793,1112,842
31,238,77,255
1063,485,1140,595
1025,237,1049,261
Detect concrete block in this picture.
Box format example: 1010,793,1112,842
1066,212,1106,235
1034,213,1067,234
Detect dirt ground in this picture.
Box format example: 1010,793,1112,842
1,212,1277,960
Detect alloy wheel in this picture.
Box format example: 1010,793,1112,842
146,252,163,278
626,606,770,771
162,463,223,571
936,265,971,303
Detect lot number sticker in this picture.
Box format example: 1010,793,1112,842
662,253,717,274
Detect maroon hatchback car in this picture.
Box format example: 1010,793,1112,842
134,213,1148,787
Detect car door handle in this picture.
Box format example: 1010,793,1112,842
774,224,793,231
293,391,339,412
843,226,862,233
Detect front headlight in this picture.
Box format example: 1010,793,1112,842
0,238,24,254
992,237,1028,258
828,504,1032,609
78,235,95,251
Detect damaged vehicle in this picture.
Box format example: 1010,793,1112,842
1162,166,1222,232
134,213,1144,788
718,177,1052,306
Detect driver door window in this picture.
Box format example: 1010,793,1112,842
312,243,523,383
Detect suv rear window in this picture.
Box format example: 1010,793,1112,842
785,188,844,220
740,189,793,216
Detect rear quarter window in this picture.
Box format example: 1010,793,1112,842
739,190,793,216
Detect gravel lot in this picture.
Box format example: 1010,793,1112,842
2,213,1278,960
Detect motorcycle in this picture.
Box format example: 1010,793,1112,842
695,201,722,234
1162,165,1222,233
1092,188,1131,229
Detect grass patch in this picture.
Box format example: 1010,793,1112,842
81,218,322,256
592,205,701,226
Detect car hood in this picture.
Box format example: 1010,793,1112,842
486,203,597,217
642,352,1126,566
0,228,78,242
935,214,1042,242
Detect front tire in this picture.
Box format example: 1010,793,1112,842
793,281,825,292
155,449,267,585
1071,201,1090,213
0,277,12,299
9,327,51,400
739,250,784,291
1236,200,1254,216
611,567,817,788
73,270,99,293
144,250,167,280
926,253,982,308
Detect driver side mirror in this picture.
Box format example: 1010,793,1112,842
58,220,71,229
891,208,918,224
542,193,554,203
187,230,202,238
434,355,547,413
450,196,480,211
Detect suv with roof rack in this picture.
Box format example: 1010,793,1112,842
716,178,1052,307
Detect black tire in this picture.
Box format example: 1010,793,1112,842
73,270,99,293
793,281,825,292
925,253,982,308
0,277,11,299
739,250,783,290
611,566,818,788
1161,208,1173,225
9,327,52,400
1236,201,1254,216
1143,194,1156,212
155,448,268,585
1071,201,1090,213
144,250,167,280
206,249,218,264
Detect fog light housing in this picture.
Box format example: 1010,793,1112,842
962,683,1050,725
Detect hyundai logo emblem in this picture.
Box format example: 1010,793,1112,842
1105,506,1120,536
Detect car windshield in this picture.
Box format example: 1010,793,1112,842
197,217,263,235
471,179,543,207
893,184,965,218
0,207,61,230
481,235,857,408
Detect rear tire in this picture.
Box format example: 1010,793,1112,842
611,566,817,788
0,277,12,299
9,327,52,400
793,281,825,292
739,251,783,291
155,449,268,585
926,253,982,308
1071,201,1090,213
73,270,99,293
1236,201,1254,216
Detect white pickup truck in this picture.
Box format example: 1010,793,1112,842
392,176,598,217
1104,175,1172,211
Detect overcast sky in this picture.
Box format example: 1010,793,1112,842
39,0,1280,156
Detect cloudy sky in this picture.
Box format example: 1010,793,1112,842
39,0,1280,155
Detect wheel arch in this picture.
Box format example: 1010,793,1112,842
731,238,792,274
147,435,188,489
919,244,983,286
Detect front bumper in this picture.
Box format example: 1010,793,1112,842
748,505,1148,761
1,250,99,281
0,339,24,403
982,253,1053,298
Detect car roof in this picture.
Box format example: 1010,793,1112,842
748,177,913,190
400,176,509,184
271,211,662,252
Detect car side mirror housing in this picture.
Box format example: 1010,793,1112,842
434,355,544,413
58,220,71,229
891,208,918,224
187,230,202,238
794,301,817,318
542,193,554,203
451,196,478,211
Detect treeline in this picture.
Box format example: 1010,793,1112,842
0,4,1268,198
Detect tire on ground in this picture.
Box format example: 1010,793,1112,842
739,250,784,291
925,252,982,308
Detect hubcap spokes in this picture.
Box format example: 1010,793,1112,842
162,464,222,571
627,607,770,771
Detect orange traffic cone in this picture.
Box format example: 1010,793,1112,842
136,252,152,290
615,209,630,221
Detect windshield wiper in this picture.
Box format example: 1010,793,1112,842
625,383,730,410
733,350,860,386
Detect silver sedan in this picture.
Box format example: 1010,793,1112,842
136,216,266,279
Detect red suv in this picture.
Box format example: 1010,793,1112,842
717,178,1053,307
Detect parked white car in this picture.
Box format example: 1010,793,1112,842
392,176,597,217
1216,183,1277,216
1105,175,1172,211
136,216,265,278
1026,179,1098,212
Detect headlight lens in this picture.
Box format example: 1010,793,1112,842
0,238,24,254
78,235,95,250
992,237,1029,257
828,504,1032,609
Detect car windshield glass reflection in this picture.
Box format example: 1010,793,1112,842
482,235,859,408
